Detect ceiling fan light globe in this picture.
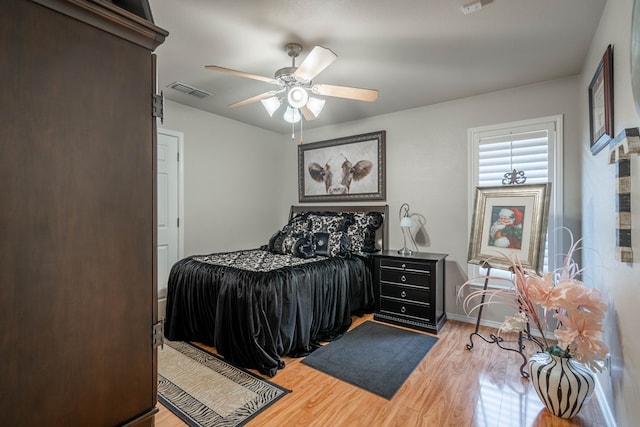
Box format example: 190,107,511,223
260,96,281,116
305,97,325,118
283,106,301,123
287,87,309,108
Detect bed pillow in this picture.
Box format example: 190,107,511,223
307,212,355,234
283,213,312,233
267,230,316,258
314,231,352,257
346,211,384,253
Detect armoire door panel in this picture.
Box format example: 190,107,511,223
0,1,166,425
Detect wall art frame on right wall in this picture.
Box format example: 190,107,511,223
589,44,614,155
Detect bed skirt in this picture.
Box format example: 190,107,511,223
164,250,374,376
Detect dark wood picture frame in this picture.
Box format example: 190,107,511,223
298,130,386,202
589,44,614,155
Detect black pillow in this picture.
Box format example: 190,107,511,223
314,232,330,256
268,230,316,258
314,231,351,257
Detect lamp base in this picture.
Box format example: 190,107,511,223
397,247,414,256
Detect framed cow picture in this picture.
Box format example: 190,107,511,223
298,130,386,202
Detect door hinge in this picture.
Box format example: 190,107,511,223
152,319,164,349
177,217,180,227
152,91,164,124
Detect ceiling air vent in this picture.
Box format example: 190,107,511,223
167,81,212,99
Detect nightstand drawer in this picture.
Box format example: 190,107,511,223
379,258,431,274
380,283,431,302
380,269,430,287
379,298,433,322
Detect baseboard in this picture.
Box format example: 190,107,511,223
594,378,618,427
447,312,503,329
447,313,555,340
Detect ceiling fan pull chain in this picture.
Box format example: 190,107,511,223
299,117,304,144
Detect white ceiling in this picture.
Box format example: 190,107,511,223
149,0,606,135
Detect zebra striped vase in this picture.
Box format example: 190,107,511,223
528,352,595,418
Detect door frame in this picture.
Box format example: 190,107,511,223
158,127,185,266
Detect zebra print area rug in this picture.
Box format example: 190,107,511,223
158,340,289,427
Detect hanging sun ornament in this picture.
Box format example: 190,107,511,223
502,169,527,185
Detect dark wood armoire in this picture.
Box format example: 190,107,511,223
0,1,167,425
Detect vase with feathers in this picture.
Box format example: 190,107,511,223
460,230,608,418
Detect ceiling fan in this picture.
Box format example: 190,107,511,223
205,43,379,122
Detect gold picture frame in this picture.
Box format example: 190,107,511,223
467,183,551,274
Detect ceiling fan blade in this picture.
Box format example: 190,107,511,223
294,46,337,81
229,91,280,108
205,65,277,84
312,84,379,102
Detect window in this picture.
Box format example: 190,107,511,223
468,115,563,281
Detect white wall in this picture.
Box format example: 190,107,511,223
283,76,582,324
163,7,640,420
580,0,640,425
161,100,288,256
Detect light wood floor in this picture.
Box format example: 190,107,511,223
154,315,606,427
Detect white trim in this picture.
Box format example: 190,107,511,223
594,379,618,427
467,115,564,281
158,127,185,260
447,312,504,330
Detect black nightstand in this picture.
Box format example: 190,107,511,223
373,250,448,334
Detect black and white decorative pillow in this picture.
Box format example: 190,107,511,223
267,230,316,259
347,212,384,253
283,213,312,233
307,212,355,234
265,210,381,258
314,231,351,257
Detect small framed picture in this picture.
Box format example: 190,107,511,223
468,184,551,274
589,44,614,155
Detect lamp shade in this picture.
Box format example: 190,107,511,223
398,202,414,255
260,96,281,116
400,216,413,228
305,96,325,118
283,106,301,123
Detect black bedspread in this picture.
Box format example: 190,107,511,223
164,249,374,376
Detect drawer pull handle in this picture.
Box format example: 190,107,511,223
401,275,407,282
401,306,406,314
401,291,407,298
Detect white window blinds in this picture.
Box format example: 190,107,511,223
477,130,549,186
469,116,563,277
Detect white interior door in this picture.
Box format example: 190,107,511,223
157,129,182,319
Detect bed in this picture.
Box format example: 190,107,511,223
164,205,388,376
